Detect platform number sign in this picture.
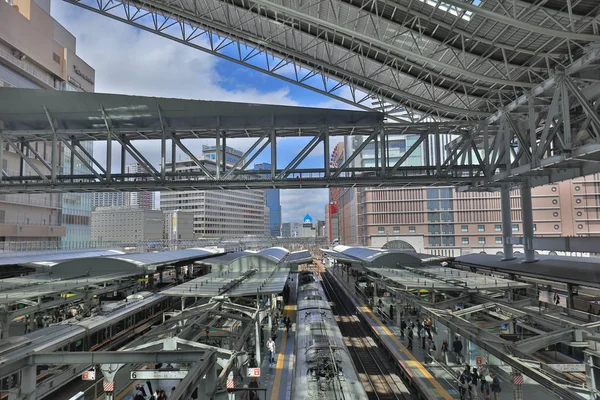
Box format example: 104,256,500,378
247,368,261,377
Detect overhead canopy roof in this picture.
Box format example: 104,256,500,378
0,271,139,305
367,265,529,291
0,249,125,267
201,247,294,269
327,245,446,267
256,247,289,263
456,253,600,288
0,88,382,141
103,248,222,270
284,250,312,264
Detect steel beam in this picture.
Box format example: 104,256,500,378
32,350,209,364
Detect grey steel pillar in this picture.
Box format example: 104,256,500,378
520,185,537,263
500,187,515,260
255,319,261,363
204,364,217,398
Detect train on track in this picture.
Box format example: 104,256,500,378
0,292,172,399
292,271,368,400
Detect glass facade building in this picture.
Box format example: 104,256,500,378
254,163,282,236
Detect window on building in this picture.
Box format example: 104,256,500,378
409,226,416,233
461,225,468,232
478,237,486,244
378,227,385,234
551,186,557,192
462,237,469,245
495,237,502,244
578,224,584,229
575,186,581,191
577,211,583,216
533,224,537,231
552,199,558,204
554,224,560,230
393,227,400,234
512,224,519,231
477,225,485,232
576,199,582,204
553,212,559,217
494,224,501,232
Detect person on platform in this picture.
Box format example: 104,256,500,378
400,319,407,339
249,377,259,400
490,372,502,400
441,339,449,364
453,336,464,364
266,337,276,366
407,325,414,350
458,365,473,400
420,325,427,350
480,374,491,399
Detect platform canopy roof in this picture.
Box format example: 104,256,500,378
456,253,600,289
367,265,529,291
284,250,312,265
0,88,382,141
325,245,447,267
201,247,295,270
0,271,139,305
0,249,125,267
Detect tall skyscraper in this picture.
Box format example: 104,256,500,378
0,0,94,248
160,146,265,237
92,192,127,209
254,163,282,236
125,162,156,210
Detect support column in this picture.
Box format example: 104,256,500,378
148,273,154,289
521,185,537,263
567,283,577,310
500,187,515,260
204,364,217,398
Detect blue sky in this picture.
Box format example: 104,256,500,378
51,1,350,222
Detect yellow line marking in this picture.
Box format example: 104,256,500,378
270,305,294,400
338,275,454,400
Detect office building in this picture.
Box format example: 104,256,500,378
163,210,195,241
125,162,156,210
325,142,344,243
92,192,127,209
334,135,600,256
254,163,282,236
91,207,163,243
0,0,94,247
160,146,265,237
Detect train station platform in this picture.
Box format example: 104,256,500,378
263,275,297,400
327,265,560,400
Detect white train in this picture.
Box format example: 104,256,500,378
0,292,172,399
292,271,367,400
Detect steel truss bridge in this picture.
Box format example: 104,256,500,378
0,0,599,193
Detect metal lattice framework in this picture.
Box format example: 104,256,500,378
62,0,600,122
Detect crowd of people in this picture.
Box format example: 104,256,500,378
134,384,175,400
398,316,503,399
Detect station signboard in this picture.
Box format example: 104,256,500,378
130,370,188,380
82,370,96,381
247,368,261,377
548,363,586,372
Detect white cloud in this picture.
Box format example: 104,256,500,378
50,3,353,224
281,189,328,222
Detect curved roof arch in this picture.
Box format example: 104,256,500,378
331,245,443,267
66,0,600,121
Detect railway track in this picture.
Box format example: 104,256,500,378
321,271,413,400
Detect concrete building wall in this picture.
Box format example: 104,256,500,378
91,208,164,243
92,192,127,209
163,210,195,241
161,156,265,237
0,0,94,247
